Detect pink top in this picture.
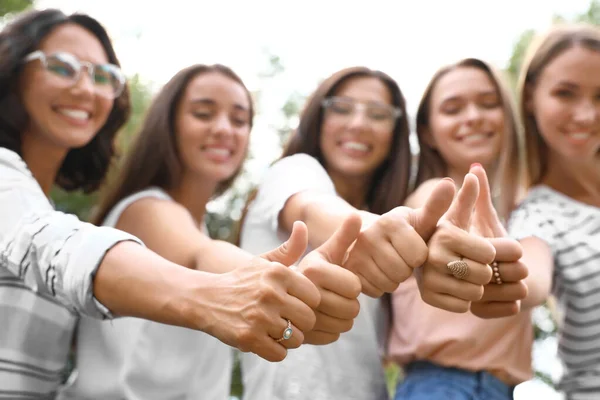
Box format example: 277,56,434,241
388,275,533,386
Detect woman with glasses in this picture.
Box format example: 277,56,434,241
237,66,496,399
0,9,357,398
388,58,531,400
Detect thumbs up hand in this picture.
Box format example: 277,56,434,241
468,165,528,318
416,173,496,313
297,213,363,345
344,178,456,298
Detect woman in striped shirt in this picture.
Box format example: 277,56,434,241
508,24,600,399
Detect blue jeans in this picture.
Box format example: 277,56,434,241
394,361,514,400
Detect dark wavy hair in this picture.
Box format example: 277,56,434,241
92,64,254,226
0,8,130,193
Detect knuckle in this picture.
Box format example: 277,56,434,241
411,249,429,269
349,275,362,298
383,281,400,294
300,309,317,331
516,282,529,300
451,302,470,313
426,249,445,268
377,214,395,231
339,319,355,333
266,263,290,280
236,328,258,353
257,284,281,305
271,350,286,362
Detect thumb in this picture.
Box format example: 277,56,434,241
412,178,455,241
442,172,479,230
261,221,308,266
471,164,506,238
315,212,362,264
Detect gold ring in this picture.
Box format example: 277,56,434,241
447,258,469,279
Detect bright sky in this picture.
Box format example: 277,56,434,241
31,2,587,396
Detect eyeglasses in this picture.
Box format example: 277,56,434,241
23,50,126,99
321,97,402,126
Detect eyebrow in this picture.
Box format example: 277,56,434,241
440,90,498,104
554,80,579,89
334,96,393,108
190,98,249,111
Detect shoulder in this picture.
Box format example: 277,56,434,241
271,154,326,174
120,195,193,227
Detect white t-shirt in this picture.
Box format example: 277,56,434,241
58,187,233,400
509,185,600,399
239,154,389,400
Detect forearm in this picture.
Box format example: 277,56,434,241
287,192,374,249
194,239,254,274
94,241,213,330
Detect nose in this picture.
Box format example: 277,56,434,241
464,103,484,125
573,99,599,125
212,113,234,137
347,105,370,130
70,66,95,98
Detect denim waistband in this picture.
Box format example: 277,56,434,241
405,360,514,398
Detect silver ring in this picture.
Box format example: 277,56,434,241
276,319,293,343
492,261,503,284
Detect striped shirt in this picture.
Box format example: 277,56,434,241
508,185,600,399
0,148,142,399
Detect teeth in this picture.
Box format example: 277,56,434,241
569,133,591,140
341,141,369,152
462,133,488,144
205,148,230,157
57,108,89,120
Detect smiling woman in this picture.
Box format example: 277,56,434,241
60,64,254,399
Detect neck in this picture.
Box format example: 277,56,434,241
168,172,218,224
542,151,600,207
21,131,68,196
328,169,371,210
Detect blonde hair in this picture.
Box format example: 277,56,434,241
518,23,600,188
415,58,526,221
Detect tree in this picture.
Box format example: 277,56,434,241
506,0,600,84
0,0,32,18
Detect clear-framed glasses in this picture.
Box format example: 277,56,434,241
23,50,126,99
321,97,402,127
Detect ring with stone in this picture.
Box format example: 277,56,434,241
276,319,293,343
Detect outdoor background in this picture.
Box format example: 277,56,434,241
3,1,599,398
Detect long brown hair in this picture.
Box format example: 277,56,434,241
518,23,600,188
414,58,525,220
93,64,253,225
0,9,130,193
281,66,412,214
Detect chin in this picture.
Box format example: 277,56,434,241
56,132,98,150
